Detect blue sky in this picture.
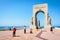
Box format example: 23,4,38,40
0,0,60,26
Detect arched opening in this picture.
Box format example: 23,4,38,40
35,10,44,29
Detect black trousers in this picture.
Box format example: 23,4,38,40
24,29,26,33
13,32,15,37
50,27,53,31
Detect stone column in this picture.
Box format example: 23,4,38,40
44,12,48,29
48,16,51,27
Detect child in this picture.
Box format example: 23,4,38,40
50,27,53,31
30,28,33,33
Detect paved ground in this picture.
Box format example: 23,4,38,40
0,28,60,40
32,29,60,40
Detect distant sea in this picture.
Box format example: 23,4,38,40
0,26,60,30
0,26,29,30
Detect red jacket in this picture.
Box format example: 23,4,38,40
13,28,16,32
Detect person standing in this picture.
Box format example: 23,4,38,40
9,27,11,31
50,27,53,31
13,27,16,37
30,28,33,34
24,26,26,33
36,26,38,31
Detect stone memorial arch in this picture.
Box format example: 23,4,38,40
30,4,51,30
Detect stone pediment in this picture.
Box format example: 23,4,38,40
33,4,47,9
